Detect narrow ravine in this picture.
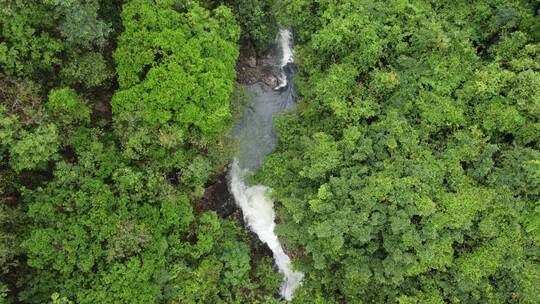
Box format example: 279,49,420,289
228,29,303,301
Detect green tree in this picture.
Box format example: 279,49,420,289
112,0,240,172
257,0,540,302
60,52,113,89
0,0,112,82
47,88,91,129
9,124,58,173
231,0,279,53
9,1,285,303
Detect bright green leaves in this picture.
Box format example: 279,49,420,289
462,62,535,143
163,215,275,303
9,124,58,172
312,63,360,123
452,235,527,302
181,156,213,197
220,240,251,287
50,292,74,304
491,31,530,64
20,139,195,302
2,0,537,302
0,1,283,303
369,69,400,99
112,0,240,168
170,258,223,303
23,228,57,270
479,97,525,134
0,0,111,79
47,88,91,128
300,133,341,180
60,52,113,89
23,160,116,275
114,1,239,88
253,257,282,293
434,187,493,230
191,212,222,259
0,5,63,76
19,132,273,303
192,214,251,290
417,90,467,132
414,197,437,217
524,160,540,244
258,0,540,302
160,194,193,235
309,184,335,214
82,257,162,304
306,9,384,73
0,43,7,64
0,106,17,156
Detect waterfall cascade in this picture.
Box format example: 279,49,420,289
275,29,294,90
228,29,303,301
229,161,303,300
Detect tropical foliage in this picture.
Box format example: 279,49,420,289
257,0,540,303
1,0,539,303
0,0,281,303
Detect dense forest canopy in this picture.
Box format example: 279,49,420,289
0,0,539,303
257,0,540,303
1,1,281,303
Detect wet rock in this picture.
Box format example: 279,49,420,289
247,56,257,68
262,73,278,87
197,170,236,217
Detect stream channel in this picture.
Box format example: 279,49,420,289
228,29,303,301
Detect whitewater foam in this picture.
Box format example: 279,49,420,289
228,28,302,300
229,160,303,300
275,29,294,90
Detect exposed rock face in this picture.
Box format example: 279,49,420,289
197,170,236,217
262,73,278,87
247,56,257,68
236,45,280,87
199,45,282,218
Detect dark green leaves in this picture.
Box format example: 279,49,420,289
257,0,540,302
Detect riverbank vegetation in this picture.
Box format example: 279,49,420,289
257,0,540,303
0,1,280,303
1,0,539,303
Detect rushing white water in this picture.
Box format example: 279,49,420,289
275,29,294,90
229,160,303,300
228,28,303,300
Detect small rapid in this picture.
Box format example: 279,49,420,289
275,29,294,90
228,29,303,300
229,161,303,300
